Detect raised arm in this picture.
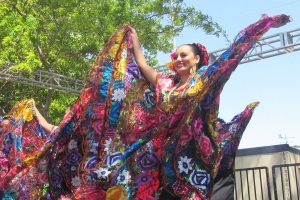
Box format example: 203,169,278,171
202,14,290,85
32,99,55,134
126,26,158,86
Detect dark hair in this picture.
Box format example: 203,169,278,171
186,44,205,68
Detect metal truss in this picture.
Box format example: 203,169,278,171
155,64,173,75
209,28,300,64
1,28,300,93
0,67,85,95
157,28,300,74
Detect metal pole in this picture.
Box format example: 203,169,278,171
170,0,176,51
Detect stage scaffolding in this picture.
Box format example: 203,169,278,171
0,68,85,95
1,28,300,94
156,28,300,74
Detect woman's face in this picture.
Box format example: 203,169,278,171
173,45,200,77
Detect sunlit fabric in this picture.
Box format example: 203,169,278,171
0,14,290,199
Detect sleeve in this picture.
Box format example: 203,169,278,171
190,14,290,126
200,14,290,93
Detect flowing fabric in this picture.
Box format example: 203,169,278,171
0,14,290,200
211,103,259,200
0,99,52,199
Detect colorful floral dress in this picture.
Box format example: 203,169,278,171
0,15,290,200
110,14,289,200
211,103,259,200
0,99,52,199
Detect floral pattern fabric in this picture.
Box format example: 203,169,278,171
0,99,51,199
0,15,290,200
125,14,289,199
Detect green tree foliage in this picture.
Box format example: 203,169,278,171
0,0,226,124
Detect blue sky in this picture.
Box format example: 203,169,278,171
158,0,300,148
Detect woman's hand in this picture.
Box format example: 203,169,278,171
124,25,136,34
124,25,139,42
271,14,290,28
124,25,158,86
30,98,55,134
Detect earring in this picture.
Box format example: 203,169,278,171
190,65,196,74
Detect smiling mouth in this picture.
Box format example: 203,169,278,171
176,63,184,68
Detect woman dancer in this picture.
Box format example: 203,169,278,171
113,14,289,200
0,14,290,200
